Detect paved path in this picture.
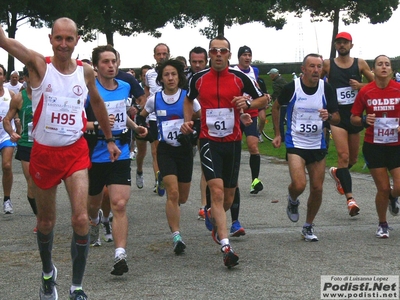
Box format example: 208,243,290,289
0,149,399,299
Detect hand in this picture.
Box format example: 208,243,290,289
349,79,360,90
180,121,194,135
108,114,115,128
240,113,253,126
9,132,21,143
272,136,281,148
364,113,376,126
135,125,148,138
107,142,121,162
232,96,249,110
127,106,137,118
318,109,329,121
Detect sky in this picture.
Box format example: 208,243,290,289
2,9,400,71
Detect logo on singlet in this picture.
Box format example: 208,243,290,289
73,85,83,96
46,84,52,93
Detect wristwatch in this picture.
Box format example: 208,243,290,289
245,100,251,109
93,121,99,132
105,137,116,143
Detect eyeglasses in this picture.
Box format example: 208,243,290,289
209,48,230,55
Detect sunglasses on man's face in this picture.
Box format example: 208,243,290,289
209,48,230,55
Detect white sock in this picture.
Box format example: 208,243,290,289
70,285,82,294
220,238,229,247
115,247,126,258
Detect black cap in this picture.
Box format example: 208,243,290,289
238,46,252,59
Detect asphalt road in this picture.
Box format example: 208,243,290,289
0,148,399,299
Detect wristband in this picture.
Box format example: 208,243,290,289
362,115,370,128
105,137,116,143
245,100,251,109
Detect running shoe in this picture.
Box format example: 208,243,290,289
388,195,400,216
136,172,144,189
221,244,239,268
3,199,13,214
89,210,102,247
129,151,136,160
230,220,246,237
198,207,205,220
111,253,129,276
39,265,57,300
286,197,300,222
173,234,186,255
250,178,264,194
347,198,360,217
69,289,87,300
156,171,165,196
301,225,318,242
102,221,113,242
328,167,345,195
376,225,389,238
204,206,213,231
153,182,157,193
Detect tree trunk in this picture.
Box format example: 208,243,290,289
7,11,18,79
105,30,114,46
217,16,225,36
329,8,340,59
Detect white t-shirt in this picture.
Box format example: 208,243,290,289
4,82,22,95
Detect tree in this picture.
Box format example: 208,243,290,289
0,0,89,76
278,0,399,58
174,0,286,39
75,0,183,45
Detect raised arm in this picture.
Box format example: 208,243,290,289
0,26,46,87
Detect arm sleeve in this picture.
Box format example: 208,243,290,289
144,95,155,114
351,91,366,116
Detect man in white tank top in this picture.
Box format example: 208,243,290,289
0,17,120,300
272,54,340,242
0,64,17,215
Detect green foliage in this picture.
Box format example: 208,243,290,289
177,0,286,38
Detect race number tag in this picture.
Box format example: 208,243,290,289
373,117,399,143
206,108,234,138
45,95,83,135
336,86,358,105
106,99,127,131
161,119,184,147
295,107,322,136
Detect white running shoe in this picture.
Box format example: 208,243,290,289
136,172,144,189
301,225,318,242
376,225,389,238
3,199,13,214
